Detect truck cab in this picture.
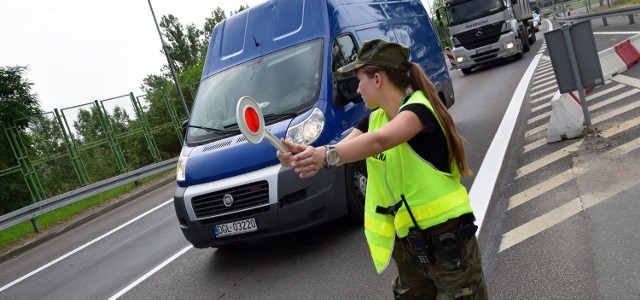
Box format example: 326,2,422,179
173,0,455,248
438,0,536,74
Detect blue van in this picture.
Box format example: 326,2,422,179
173,0,455,248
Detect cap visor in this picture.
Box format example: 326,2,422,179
337,61,364,74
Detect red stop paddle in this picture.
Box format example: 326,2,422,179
236,96,288,152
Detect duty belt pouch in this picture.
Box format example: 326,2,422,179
435,232,462,262
434,223,478,263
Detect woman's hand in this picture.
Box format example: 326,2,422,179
276,139,326,178
276,139,304,167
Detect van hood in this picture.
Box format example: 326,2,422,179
179,120,290,187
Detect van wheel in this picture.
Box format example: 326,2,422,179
461,67,473,74
345,160,367,223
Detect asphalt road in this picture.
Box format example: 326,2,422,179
1,15,640,300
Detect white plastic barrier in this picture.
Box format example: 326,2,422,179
546,91,585,143
598,47,628,80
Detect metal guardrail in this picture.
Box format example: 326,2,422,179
555,5,640,25
0,157,177,231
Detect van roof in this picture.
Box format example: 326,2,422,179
202,0,328,79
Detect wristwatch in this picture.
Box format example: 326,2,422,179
323,145,340,168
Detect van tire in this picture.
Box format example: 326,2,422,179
461,67,473,74
345,160,367,223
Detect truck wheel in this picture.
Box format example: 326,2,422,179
345,160,367,223
461,67,473,74
528,26,537,44
520,28,530,53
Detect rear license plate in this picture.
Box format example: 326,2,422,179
214,218,258,238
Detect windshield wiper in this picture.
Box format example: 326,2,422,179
187,124,230,134
263,112,298,122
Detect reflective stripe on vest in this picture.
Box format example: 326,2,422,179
363,90,473,273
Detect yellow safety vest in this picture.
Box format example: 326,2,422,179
364,90,473,273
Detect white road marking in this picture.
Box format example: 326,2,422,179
600,117,640,138
0,199,174,293
523,138,547,153
500,197,583,252
531,85,557,98
530,78,556,92
108,245,193,300
532,76,555,87
508,167,588,210
525,123,547,138
501,137,640,252
530,91,556,105
612,74,640,88
515,141,583,179
592,99,640,123
469,52,543,232
593,31,640,35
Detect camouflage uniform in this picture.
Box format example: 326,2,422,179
391,216,488,300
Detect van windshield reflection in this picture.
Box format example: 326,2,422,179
187,39,323,144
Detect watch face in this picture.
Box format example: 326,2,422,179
327,148,340,166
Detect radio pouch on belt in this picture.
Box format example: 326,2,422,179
376,194,435,265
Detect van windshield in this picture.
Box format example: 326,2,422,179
447,0,505,26
188,39,323,143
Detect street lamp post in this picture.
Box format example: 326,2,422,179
147,0,190,119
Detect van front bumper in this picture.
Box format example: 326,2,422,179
173,164,347,248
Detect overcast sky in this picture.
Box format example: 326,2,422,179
0,0,434,113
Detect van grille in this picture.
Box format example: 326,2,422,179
191,181,270,219
455,22,503,50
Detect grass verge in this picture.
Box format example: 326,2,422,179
0,170,174,252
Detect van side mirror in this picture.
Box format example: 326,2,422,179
332,73,362,108
181,120,189,137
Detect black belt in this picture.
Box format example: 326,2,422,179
376,201,477,242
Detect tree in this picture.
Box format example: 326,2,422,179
140,5,248,159
0,66,43,214
431,0,452,49
72,106,121,182
0,66,42,127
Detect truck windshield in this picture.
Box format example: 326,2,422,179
447,0,505,25
187,39,323,144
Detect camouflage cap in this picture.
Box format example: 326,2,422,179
337,39,410,74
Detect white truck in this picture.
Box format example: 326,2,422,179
437,0,536,74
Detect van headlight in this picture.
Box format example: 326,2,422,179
176,156,188,181
285,108,324,145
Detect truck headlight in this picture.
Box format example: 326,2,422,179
285,107,324,145
176,156,188,181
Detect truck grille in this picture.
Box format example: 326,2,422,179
455,22,503,50
191,181,269,219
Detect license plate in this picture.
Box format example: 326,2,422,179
214,218,258,238
475,45,492,54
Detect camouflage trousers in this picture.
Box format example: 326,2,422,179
391,220,488,300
